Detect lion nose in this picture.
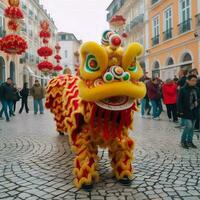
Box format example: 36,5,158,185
103,66,130,82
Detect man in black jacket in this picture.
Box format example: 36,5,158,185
178,75,199,149
0,78,14,121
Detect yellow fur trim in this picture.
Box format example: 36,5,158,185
79,80,146,101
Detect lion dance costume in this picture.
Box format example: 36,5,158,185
46,30,146,190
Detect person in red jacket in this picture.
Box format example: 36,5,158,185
162,79,178,122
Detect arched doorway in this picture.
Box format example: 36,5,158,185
10,61,15,83
0,56,5,84
180,52,192,71
163,57,175,80
166,57,174,66
152,61,160,78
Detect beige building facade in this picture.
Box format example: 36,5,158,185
0,0,57,88
107,0,149,72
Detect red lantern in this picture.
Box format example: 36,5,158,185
38,61,53,72
54,65,63,72
39,30,51,38
8,20,19,31
54,55,61,61
4,6,23,19
1,34,28,55
43,38,49,44
122,32,128,38
110,15,126,27
37,47,53,57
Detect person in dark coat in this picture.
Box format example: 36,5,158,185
177,69,187,88
146,78,162,120
178,75,199,149
19,82,29,114
140,74,151,118
12,84,21,114
0,78,14,121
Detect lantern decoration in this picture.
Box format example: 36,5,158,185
54,65,63,72
110,15,126,27
0,0,28,55
109,15,127,46
0,34,27,54
53,43,63,72
38,61,53,72
37,47,53,58
122,32,128,38
37,21,53,73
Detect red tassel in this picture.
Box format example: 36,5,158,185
125,108,132,127
97,108,103,131
111,111,119,138
90,104,97,130
118,111,125,139
103,110,111,140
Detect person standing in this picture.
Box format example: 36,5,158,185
162,79,178,122
30,80,45,114
19,82,29,114
12,84,21,114
140,74,151,118
178,75,199,149
0,78,14,121
146,78,162,120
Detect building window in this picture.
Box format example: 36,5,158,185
152,0,159,5
0,8,5,38
65,50,68,58
152,16,159,46
163,7,172,40
61,34,66,41
152,61,160,78
178,0,191,34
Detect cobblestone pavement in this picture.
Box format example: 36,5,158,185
0,102,200,200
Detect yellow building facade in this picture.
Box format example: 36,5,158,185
148,0,200,80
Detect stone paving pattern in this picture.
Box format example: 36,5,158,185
0,103,200,200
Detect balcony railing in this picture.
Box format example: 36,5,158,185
152,35,159,46
130,14,144,29
0,27,6,38
152,0,159,5
163,28,172,41
196,13,200,27
178,19,191,34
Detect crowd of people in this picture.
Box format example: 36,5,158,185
1,69,199,150
0,78,45,122
140,68,200,149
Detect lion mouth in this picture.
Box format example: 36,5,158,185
95,96,134,111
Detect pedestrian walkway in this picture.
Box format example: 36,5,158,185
0,106,200,200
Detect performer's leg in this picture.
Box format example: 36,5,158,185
72,128,99,189
109,131,135,185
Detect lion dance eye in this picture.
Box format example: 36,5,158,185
85,54,100,72
128,66,138,73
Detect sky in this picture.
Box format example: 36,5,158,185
39,0,113,42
